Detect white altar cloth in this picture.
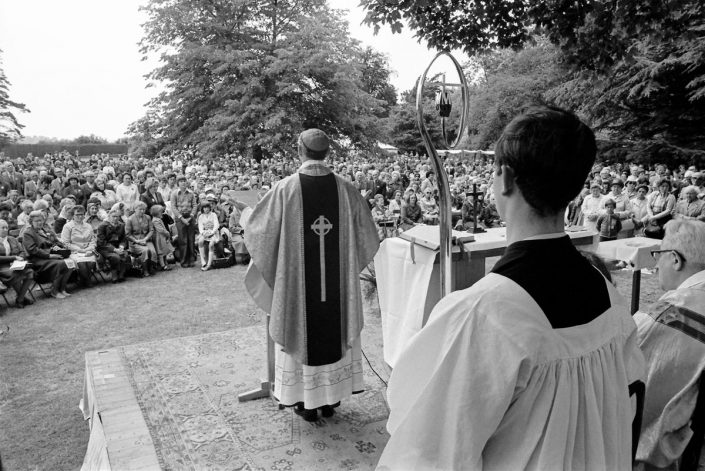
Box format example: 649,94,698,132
374,237,437,367
594,237,660,271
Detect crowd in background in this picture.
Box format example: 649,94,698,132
0,149,702,308
568,163,705,241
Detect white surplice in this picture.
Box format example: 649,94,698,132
377,273,645,471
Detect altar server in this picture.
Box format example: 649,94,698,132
242,128,379,422
378,106,645,470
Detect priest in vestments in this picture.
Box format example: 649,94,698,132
377,107,646,470
241,128,379,422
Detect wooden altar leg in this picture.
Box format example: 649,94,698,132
631,270,641,315
239,314,276,402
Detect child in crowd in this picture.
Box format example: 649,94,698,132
596,198,622,241
150,205,174,271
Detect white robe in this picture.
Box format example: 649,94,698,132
377,273,645,471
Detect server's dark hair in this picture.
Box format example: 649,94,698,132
495,106,597,216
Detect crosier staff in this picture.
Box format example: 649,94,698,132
416,51,469,297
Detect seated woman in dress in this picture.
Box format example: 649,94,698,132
125,201,157,277
60,206,97,286
22,211,74,299
371,194,391,240
388,190,404,224
150,204,174,271
0,219,35,308
419,189,439,225
96,209,129,283
197,200,220,271
226,196,249,265
85,199,105,232
400,193,423,231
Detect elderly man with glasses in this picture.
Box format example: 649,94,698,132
634,219,705,469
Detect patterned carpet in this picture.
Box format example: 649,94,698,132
118,318,391,470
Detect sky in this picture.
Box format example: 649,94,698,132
0,1,461,141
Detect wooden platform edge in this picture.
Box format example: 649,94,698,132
80,349,161,471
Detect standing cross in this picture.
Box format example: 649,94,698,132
311,215,333,302
467,183,486,234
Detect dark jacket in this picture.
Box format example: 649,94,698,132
140,191,165,211
0,236,27,266
22,226,60,260
96,221,126,253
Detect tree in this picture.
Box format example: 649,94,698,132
384,79,447,154
464,39,566,149
362,0,705,158
546,3,705,151
73,134,108,145
132,0,395,158
358,47,398,118
0,49,29,148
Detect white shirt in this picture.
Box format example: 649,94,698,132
115,183,138,204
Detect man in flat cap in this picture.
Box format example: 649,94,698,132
238,128,379,422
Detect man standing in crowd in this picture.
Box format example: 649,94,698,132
634,220,705,469
240,128,379,422
369,169,387,204
1,162,25,195
378,106,645,470
81,170,96,197
50,167,65,196
170,175,198,268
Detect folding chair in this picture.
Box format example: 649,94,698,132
90,266,108,284
31,275,53,298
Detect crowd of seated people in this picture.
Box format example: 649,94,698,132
345,155,703,241
0,149,291,308
0,147,702,307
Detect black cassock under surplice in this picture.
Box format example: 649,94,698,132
299,172,343,366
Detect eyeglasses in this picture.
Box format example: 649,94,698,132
651,249,686,262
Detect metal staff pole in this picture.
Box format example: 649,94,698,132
416,51,469,297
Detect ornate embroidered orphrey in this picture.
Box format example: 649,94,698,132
311,215,333,302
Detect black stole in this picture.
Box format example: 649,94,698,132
299,173,342,366
491,236,610,328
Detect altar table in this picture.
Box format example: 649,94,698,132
594,237,661,314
